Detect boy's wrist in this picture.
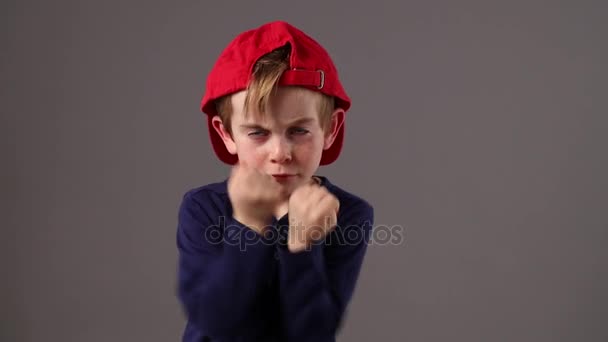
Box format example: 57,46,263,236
287,240,311,253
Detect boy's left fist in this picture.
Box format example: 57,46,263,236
287,181,340,253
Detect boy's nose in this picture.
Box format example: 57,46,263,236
269,137,292,164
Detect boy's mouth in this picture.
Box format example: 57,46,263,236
272,174,297,182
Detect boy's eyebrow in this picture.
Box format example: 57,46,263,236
287,117,315,125
239,124,268,130
239,117,315,129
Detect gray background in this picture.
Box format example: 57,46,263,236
2,0,607,341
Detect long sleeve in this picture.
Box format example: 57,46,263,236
276,201,374,341
176,190,276,339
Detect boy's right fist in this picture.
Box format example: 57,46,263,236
227,162,285,234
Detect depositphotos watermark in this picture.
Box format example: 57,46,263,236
202,216,405,251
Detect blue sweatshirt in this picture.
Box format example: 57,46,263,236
176,176,374,342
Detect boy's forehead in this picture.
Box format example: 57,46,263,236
231,88,321,124
239,108,318,126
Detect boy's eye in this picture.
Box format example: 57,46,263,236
289,127,309,135
248,130,268,137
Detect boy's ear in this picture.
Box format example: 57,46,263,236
323,108,345,150
211,116,237,155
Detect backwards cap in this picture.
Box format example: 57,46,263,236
200,20,351,165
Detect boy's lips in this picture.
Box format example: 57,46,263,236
272,174,297,182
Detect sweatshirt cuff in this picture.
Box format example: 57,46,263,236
276,242,326,275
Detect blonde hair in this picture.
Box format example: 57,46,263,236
215,44,335,134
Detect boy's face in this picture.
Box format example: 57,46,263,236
212,87,344,195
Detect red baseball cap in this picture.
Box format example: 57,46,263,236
200,20,351,165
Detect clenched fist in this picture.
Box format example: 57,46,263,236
227,162,287,234
287,181,340,253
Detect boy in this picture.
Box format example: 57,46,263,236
176,21,374,342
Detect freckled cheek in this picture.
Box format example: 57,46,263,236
234,139,266,166
292,140,322,163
